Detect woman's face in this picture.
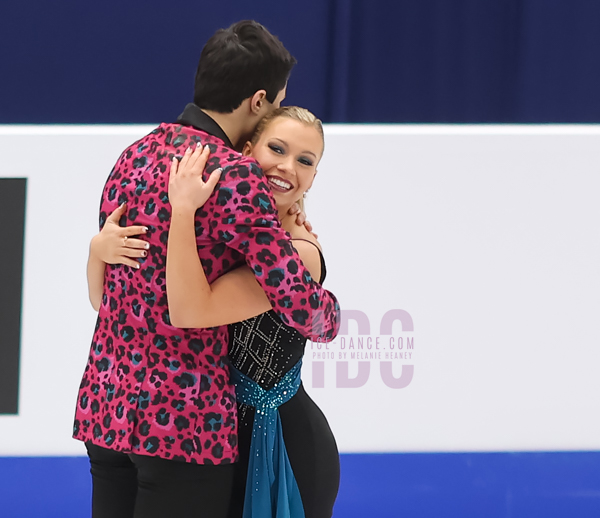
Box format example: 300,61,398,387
244,117,322,212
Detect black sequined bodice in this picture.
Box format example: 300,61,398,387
228,311,307,391
228,240,326,391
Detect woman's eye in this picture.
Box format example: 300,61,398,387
268,144,283,154
298,157,313,166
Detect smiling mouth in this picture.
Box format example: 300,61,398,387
267,176,293,192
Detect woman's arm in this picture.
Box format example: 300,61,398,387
87,239,107,312
86,203,148,311
166,146,322,328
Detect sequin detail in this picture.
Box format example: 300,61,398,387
231,360,305,518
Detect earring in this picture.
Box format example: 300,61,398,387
303,190,309,199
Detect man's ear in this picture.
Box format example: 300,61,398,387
242,141,253,156
249,90,267,115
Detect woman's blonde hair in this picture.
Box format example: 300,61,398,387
251,106,324,212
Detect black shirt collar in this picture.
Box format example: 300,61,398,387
176,103,234,149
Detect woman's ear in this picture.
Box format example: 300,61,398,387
306,170,317,192
242,141,253,156
249,90,267,115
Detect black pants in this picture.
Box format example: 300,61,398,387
85,443,242,518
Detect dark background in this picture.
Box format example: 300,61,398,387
1,0,600,124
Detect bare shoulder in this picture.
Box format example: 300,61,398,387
288,224,322,251
287,226,323,282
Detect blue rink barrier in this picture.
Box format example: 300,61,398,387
0,452,599,517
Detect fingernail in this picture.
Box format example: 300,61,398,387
143,227,148,233
141,250,147,257
119,202,125,208
144,243,150,249
136,263,140,269
196,142,202,148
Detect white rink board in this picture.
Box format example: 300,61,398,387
0,124,599,455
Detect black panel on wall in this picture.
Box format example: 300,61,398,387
0,179,27,415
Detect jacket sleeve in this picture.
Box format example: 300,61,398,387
204,158,340,341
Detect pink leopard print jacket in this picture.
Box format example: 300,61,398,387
73,121,340,464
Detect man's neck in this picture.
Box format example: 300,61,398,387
202,109,248,151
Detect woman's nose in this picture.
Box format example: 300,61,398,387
277,157,295,173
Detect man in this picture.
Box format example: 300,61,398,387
74,20,339,518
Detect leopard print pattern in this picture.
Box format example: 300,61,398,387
73,123,340,464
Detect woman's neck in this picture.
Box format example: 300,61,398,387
279,205,297,235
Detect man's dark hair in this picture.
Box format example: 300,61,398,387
194,20,296,113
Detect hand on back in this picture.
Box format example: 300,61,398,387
91,203,148,269
169,144,222,213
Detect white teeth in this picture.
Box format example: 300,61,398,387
268,177,292,190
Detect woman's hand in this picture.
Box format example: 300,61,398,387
91,203,148,269
169,144,221,212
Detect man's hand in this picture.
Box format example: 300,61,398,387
288,202,318,238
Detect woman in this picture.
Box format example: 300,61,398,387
89,107,340,518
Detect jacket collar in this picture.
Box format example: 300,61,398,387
176,103,234,149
